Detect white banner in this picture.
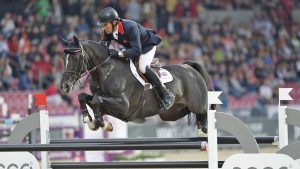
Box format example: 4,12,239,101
279,88,293,101
208,91,223,105
0,152,40,169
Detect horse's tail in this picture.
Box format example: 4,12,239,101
183,60,209,86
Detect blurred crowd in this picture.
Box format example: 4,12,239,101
0,0,300,107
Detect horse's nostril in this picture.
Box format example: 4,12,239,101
62,83,71,94
64,84,69,90
60,82,71,95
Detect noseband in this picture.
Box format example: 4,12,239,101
62,49,86,85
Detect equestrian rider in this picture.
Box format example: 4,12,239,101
98,7,174,112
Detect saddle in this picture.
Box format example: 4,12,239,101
128,57,172,121
129,58,172,87
134,58,161,82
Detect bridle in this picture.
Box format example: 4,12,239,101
62,41,114,87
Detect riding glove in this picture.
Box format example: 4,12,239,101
109,49,119,59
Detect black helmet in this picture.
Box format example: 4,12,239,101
98,7,119,24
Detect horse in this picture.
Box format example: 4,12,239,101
59,36,209,134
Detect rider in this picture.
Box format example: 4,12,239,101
98,7,174,112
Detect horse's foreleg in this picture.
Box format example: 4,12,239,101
90,95,113,132
78,93,111,131
78,93,93,123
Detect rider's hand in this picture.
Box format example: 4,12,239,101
109,49,119,59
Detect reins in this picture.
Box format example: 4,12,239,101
63,41,114,88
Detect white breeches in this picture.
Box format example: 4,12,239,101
139,46,156,74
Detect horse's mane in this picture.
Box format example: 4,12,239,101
81,40,108,48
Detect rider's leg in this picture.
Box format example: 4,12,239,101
139,46,175,111
138,46,157,74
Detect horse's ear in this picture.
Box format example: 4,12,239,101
58,35,69,46
73,35,80,47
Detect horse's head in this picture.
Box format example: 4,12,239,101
59,35,111,95
60,36,88,95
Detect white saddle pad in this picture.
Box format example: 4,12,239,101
130,60,173,88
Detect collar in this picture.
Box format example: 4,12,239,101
118,19,124,35
113,25,118,39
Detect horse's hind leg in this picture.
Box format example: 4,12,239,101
196,114,207,134
185,94,208,134
187,104,208,134
195,104,216,134
160,105,208,134
159,105,189,121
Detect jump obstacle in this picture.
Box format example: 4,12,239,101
0,88,299,169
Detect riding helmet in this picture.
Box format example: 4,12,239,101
98,7,119,24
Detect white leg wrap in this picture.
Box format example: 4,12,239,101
198,129,208,138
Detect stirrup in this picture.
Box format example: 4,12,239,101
158,101,173,112
158,93,175,112
158,102,168,112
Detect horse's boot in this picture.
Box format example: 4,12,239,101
145,66,175,112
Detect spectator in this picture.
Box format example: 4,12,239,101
0,57,13,91
18,68,34,91
0,33,9,57
229,71,246,98
7,34,19,54
76,17,90,34
35,0,50,18
0,13,15,36
127,0,141,22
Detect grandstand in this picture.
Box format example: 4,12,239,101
1,0,300,162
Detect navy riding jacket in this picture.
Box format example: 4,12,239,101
102,19,161,60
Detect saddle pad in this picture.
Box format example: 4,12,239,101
130,60,173,88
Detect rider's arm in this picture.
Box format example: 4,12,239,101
122,25,141,59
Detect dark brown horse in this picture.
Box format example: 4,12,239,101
60,36,209,133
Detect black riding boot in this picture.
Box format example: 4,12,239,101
145,66,175,111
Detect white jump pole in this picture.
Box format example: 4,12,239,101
278,88,293,149
207,91,222,169
0,96,8,117
40,109,50,169
28,94,33,111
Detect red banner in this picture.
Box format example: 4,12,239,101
33,93,47,106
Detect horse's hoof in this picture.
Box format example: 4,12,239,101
86,119,101,131
198,129,207,137
201,127,207,134
103,122,113,132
